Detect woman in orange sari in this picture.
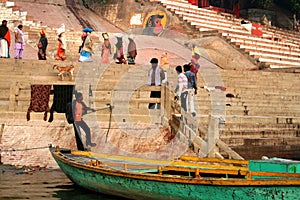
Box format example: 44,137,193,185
55,24,66,61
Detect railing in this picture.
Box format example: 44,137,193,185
160,82,244,159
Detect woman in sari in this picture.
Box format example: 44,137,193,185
78,28,93,62
113,33,126,64
127,36,137,65
101,32,111,64
55,24,67,61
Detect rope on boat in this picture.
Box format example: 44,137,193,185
85,103,113,143
0,145,50,152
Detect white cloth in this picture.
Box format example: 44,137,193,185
241,23,252,33
14,27,25,44
148,66,162,86
60,33,67,50
187,89,195,113
0,39,8,57
57,24,65,35
175,72,188,96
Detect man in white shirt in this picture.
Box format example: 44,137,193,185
174,65,188,112
147,58,165,109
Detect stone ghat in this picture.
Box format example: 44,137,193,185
0,57,300,166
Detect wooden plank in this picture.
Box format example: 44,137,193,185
248,171,300,179
216,139,244,160
179,156,248,165
161,166,248,176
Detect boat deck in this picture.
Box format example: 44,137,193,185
55,148,300,181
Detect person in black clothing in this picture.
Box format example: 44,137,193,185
0,20,10,58
38,29,48,60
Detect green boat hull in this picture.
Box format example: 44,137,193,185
54,157,299,200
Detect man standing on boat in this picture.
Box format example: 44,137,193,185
73,92,96,151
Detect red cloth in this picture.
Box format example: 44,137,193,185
188,0,198,6
4,30,10,47
251,23,263,37
56,41,66,61
189,58,199,80
233,2,240,18
200,0,209,8
27,85,52,121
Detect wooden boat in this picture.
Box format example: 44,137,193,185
50,146,300,200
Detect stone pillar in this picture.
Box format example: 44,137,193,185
207,115,219,158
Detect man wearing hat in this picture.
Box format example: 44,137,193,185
0,20,11,58
147,57,166,109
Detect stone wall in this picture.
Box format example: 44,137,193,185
0,120,76,168
79,0,195,35
11,0,65,5
184,36,257,70
247,9,276,25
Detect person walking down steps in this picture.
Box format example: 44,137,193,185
37,29,48,60
78,27,93,62
174,65,188,112
127,35,137,65
101,32,111,64
183,64,197,117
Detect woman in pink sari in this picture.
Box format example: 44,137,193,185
113,33,126,64
101,32,111,64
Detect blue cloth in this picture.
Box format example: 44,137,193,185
80,50,90,57
79,50,92,62
83,27,93,33
184,71,197,90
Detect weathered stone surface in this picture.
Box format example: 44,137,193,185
0,120,75,168
0,0,299,167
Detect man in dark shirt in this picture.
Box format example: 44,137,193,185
183,64,197,117
0,20,10,58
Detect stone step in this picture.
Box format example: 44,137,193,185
221,129,300,139
223,137,300,147
223,116,300,124
0,111,158,124
222,122,300,130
